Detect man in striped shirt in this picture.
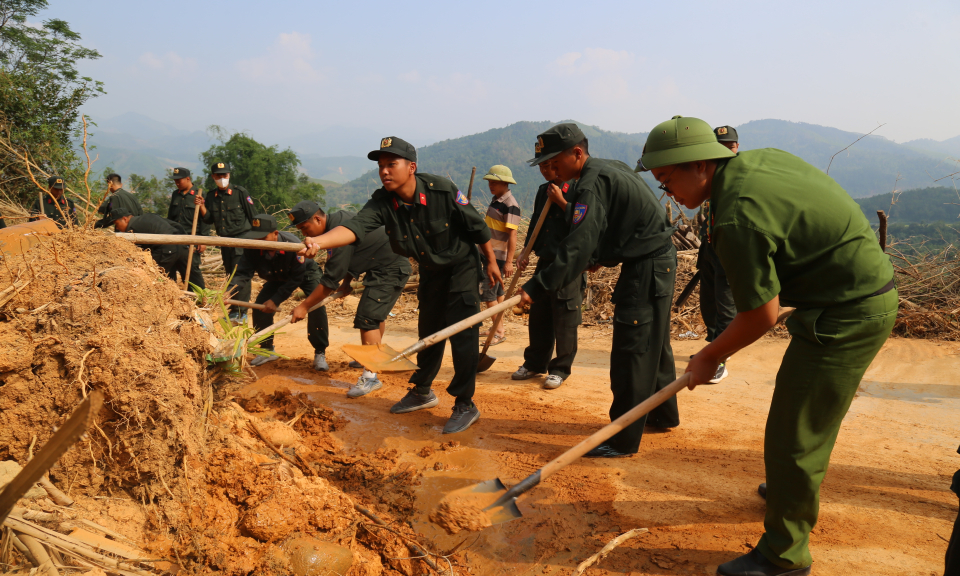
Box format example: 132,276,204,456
480,165,522,344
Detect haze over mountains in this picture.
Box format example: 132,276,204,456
86,113,960,211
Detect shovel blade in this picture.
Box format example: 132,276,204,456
342,343,419,373
476,353,496,373
436,478,523,528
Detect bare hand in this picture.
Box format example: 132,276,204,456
193,195,204,206
291,303,308,323
487,261,503,288
298,239,321,259
519,287,533,306
517,256,529,272
262,300,278,314
503,261,514,278
546,183,567,207
685,351,720,390
196,244,206,254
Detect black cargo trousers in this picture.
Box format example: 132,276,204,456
523,258,585,379
606,245,679,454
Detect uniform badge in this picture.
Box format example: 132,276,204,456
535,136,544,154
287,213,295,222
246,196,253,204
717,127,728,135
561,183,569,193
572,203,588,225
56,178,62,184
456,190,469,206
217,162,225,169
173,168,180,175
381,137,392,149
252,219,260,227
227,189,232,195
326,249,333,259
418,192,426,205
297,255,305,263
190,190,195,195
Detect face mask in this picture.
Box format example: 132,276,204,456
215,177,229,189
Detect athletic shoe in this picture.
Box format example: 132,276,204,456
707,362,728,384
442,403,480,434
511,366,540,380
250,351,279,367
389,388,439,414
543,375,565,389
584,443,632,458
312,353,329,372
229,311,248,325
347,375,382,398
348,360,363,369
717,549,811,576
758,482,767,500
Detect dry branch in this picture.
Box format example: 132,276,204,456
572,528,648,575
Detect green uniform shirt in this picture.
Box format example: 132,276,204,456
341,173,491,280
168,187,211,236
524,157,673,299
201,185,256,237
98,189,143,218
524,180,578,261
126,213,185,267
711,148,894,311
230,231,320,304
30,195,76,227
319,210,412,290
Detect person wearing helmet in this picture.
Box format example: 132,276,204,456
479,164,522,344
640,116,896,576
520,123,680,458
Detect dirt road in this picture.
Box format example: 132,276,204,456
246,307,959,576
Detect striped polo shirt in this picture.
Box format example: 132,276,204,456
484,190,522,261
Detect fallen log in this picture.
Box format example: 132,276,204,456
116,233,305,252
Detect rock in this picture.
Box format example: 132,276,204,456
282,537,353,576
0,460,46,499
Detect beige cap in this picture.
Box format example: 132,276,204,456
482,164,517,185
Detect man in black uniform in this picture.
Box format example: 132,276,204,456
227,214,327,370
110,207,192,279
166,167,208,289
30,176,76,227
194,162,256,322
521,123,678,457
288,200,412,395
513,161,584,390
95,173,143,228
298,137,501,435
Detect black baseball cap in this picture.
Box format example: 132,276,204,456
171,167,191,179
528,123,586,166
211,162,230,175
368,136,417,163
241,214,278,239
713,126,738,143
110,206,134,220
47,176,65,189
287,200,321,226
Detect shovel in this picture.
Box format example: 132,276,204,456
344,294,521,373
245,287,350,346
477,186,567,373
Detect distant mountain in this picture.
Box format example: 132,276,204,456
856,186,960,224
298,155,371,184
902,135,960,160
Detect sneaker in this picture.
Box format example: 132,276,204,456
511,366,540,380
758,482,767,500
347,375,382,398
442,403,480,434
717,549,810,576
250,351,279,367
229,311,248,325
313,353,329,372
584,443,632,458
348,360,363,369
543,375,564,389
389,388,439,414
707,362,728,384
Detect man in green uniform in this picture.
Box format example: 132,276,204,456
110,207,193,279
94,173,143,228
520,123,679,457
166,167,208,289
287,200,412,393
298,136,501,435
228,214,328,369
195,162,257,322
30,176,76,227
513,161,584,390
640,115,897,576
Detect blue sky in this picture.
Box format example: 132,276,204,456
41,0,960,147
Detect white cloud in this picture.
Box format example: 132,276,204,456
235,32,324,85
399,70,421,83
551,47,636,76
136,51,198,77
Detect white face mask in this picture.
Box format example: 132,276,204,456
215,177,229,189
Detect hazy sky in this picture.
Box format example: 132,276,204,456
42,0,960,146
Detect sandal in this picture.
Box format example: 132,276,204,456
490,334,507,346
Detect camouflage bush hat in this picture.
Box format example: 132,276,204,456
482,165,517,185
639,116,735,171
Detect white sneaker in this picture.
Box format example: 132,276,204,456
543,375,565,390
347,375,382,398
707,363,728,384
313,353,329,372
250,352,279,367
511,366,540,380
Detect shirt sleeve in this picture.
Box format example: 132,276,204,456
523,189,605,300
320,241,357,290
201,191,214,224
455,198,492,245
504,205,522,230
712,223,781,311
240,188,257,223
341,200,385,244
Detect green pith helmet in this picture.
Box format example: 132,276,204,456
639,115,736,171
482,164,517,185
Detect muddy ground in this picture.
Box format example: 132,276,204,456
247,299,960,576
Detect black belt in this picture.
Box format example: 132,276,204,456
867,278,895,298
781,278,895,308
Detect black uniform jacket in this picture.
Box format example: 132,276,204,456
319,210,412,290
126,214,186,267
231,231,318,304
202,185,256,237
168,187,211,236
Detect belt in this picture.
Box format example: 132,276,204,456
866,278,895,298
620,244,673,265
781,278,895,308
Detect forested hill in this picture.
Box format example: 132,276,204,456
856,186,959,224
324,121,650,210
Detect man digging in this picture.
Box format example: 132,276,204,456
641,115,897,576
298,136,501,435
287,200,412,394
110,207,193,280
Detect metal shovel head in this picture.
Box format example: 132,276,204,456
436,478,523,527
476,353,496,373
342,343,419,373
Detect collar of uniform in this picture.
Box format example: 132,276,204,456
491,190,514,205
181,187,198,196
46,196,66,204
391,179,428,209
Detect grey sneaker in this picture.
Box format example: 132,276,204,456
347,375,382,398
707,363,728,384
348,360,363,369
313,352,329,372
511,365,540,380
543,375,564,389
443,403,480,434
250,351,279,367
390,388,439,414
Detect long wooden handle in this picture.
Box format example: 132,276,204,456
245,288,348,345
397,295,522,360
182,203,202,289
466,167,476,202
117,232,305,252
479,198,555,356
226,298,266,311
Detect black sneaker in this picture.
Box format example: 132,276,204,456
758,482,767,500
584,443,632,458
389,388,439,414
348,360,363,369
717,549,811,576
442,403,480,434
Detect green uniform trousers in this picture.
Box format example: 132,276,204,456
522,259,584,379
221,246,251,313
757,288,898,569
607,247,680,454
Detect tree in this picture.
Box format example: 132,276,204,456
0,0,104,207
199,127,325,214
